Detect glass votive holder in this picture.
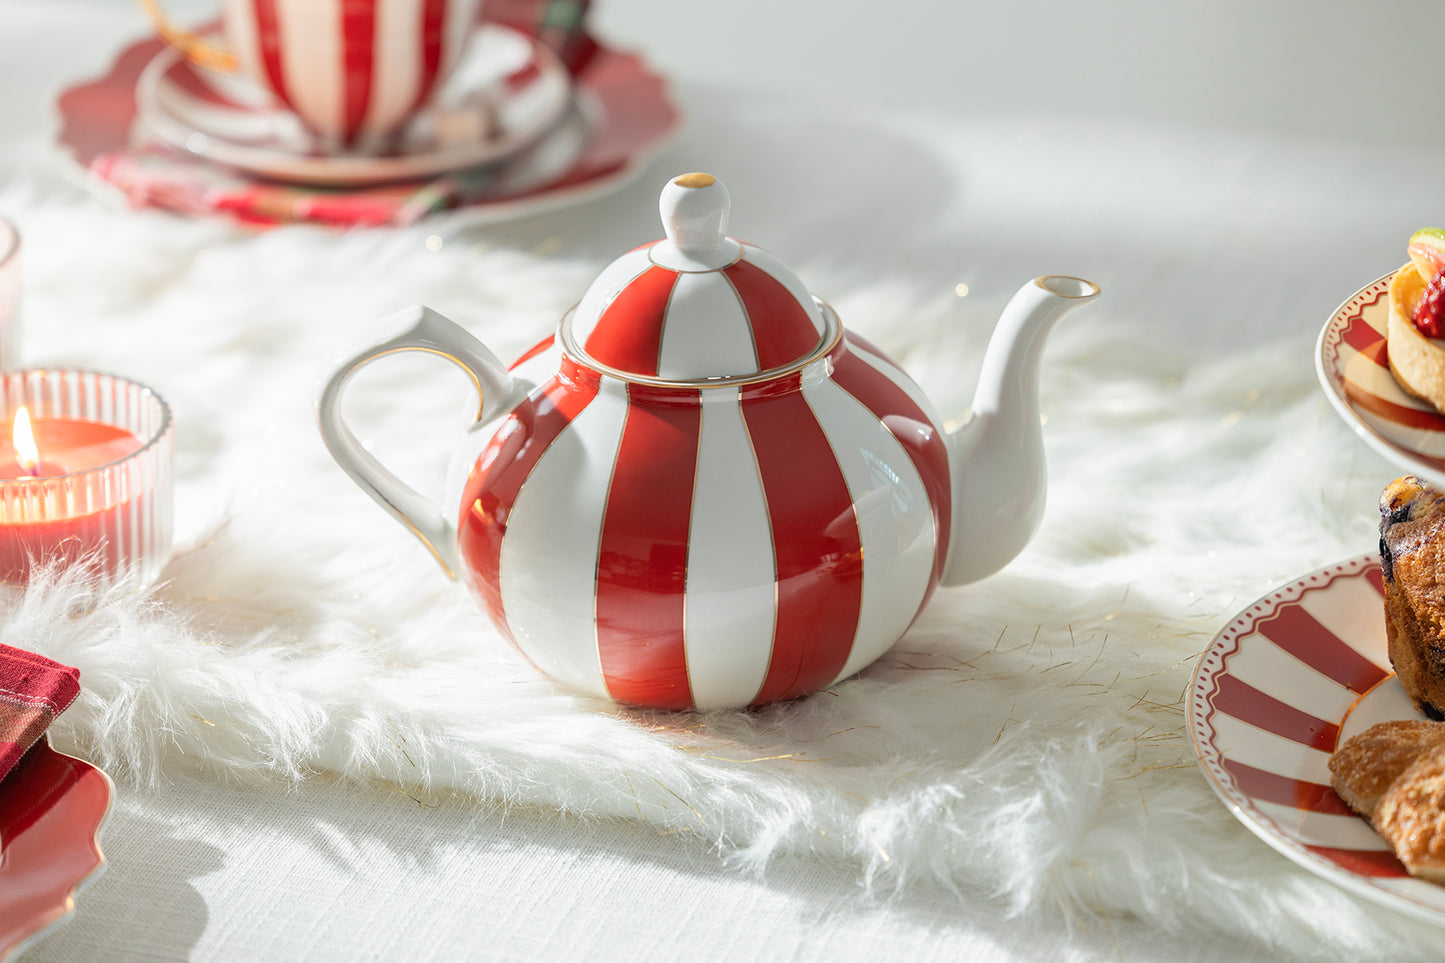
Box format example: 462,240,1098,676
0,218,19,368
0,370,173,590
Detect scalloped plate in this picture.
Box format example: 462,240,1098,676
1188,555,1445,925
0,740,114,960
1316,272,1445,487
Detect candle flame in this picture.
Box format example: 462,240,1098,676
12,407,38,476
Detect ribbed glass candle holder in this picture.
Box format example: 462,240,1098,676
0,370,172,589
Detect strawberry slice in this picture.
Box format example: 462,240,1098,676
1414,270,1445,338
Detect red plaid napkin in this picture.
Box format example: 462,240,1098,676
0,645,80,782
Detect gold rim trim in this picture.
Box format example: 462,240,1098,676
363,345,487,423
673,172,716,189
559,300,844,389
137,0,239,73
1033,275,1100,299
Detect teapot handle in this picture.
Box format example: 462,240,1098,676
317,305,518,580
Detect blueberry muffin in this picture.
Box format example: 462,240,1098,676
1380,475,1445,718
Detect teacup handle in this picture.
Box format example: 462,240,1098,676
318,305,519,581
137,0,239,72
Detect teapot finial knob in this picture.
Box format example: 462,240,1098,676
654,172,741,271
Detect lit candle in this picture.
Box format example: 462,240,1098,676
0,371,173,589
0,407,141,480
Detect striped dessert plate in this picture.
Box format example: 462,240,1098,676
1188,554,1445,923
1317,272,1445,486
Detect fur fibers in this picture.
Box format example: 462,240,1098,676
3,180,1435,960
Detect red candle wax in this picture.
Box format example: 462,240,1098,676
0,418,147,583
0,419,142,478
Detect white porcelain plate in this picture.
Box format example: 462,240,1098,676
1188,554,1445,925
134,23,571,187
1316,273,1445,488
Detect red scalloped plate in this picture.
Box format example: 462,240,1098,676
0,740,113,960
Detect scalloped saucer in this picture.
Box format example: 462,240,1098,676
0,739,113,959
134,23,572,187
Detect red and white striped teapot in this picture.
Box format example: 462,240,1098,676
319,173,1099,709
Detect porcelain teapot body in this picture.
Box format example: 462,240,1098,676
320,173,1099,709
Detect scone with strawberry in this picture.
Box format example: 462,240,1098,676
1388,229,1445,411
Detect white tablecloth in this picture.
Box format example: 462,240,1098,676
5,3,1441,961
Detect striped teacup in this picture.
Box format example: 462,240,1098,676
140,0,485,153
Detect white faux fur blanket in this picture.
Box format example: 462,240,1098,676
1,177,1431,961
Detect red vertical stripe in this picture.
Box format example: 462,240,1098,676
834,336,952,599
595,386,701,709
1360,339,1388,367
459,368,599,636
583,267,678,376
504,59,544,94
252,0,294,114
410,0,448,116
743,377,863,704
339,0,376,144
510,334,556,370
724,260,822,369
1221,758,1355,815
1365,564,1385,596
1254,604,1390,694
1209,675,1338,750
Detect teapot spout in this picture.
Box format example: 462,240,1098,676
940,276,1099,587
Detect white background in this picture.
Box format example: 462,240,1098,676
36,0,1436,151
590,0,1435,150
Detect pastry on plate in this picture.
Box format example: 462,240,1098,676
1387,229,1445,412
1376,745,1445,882
1329,720,1445,882
1380,474,1445,719
1329,719,1445,817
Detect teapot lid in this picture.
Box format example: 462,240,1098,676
560,173,832,384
